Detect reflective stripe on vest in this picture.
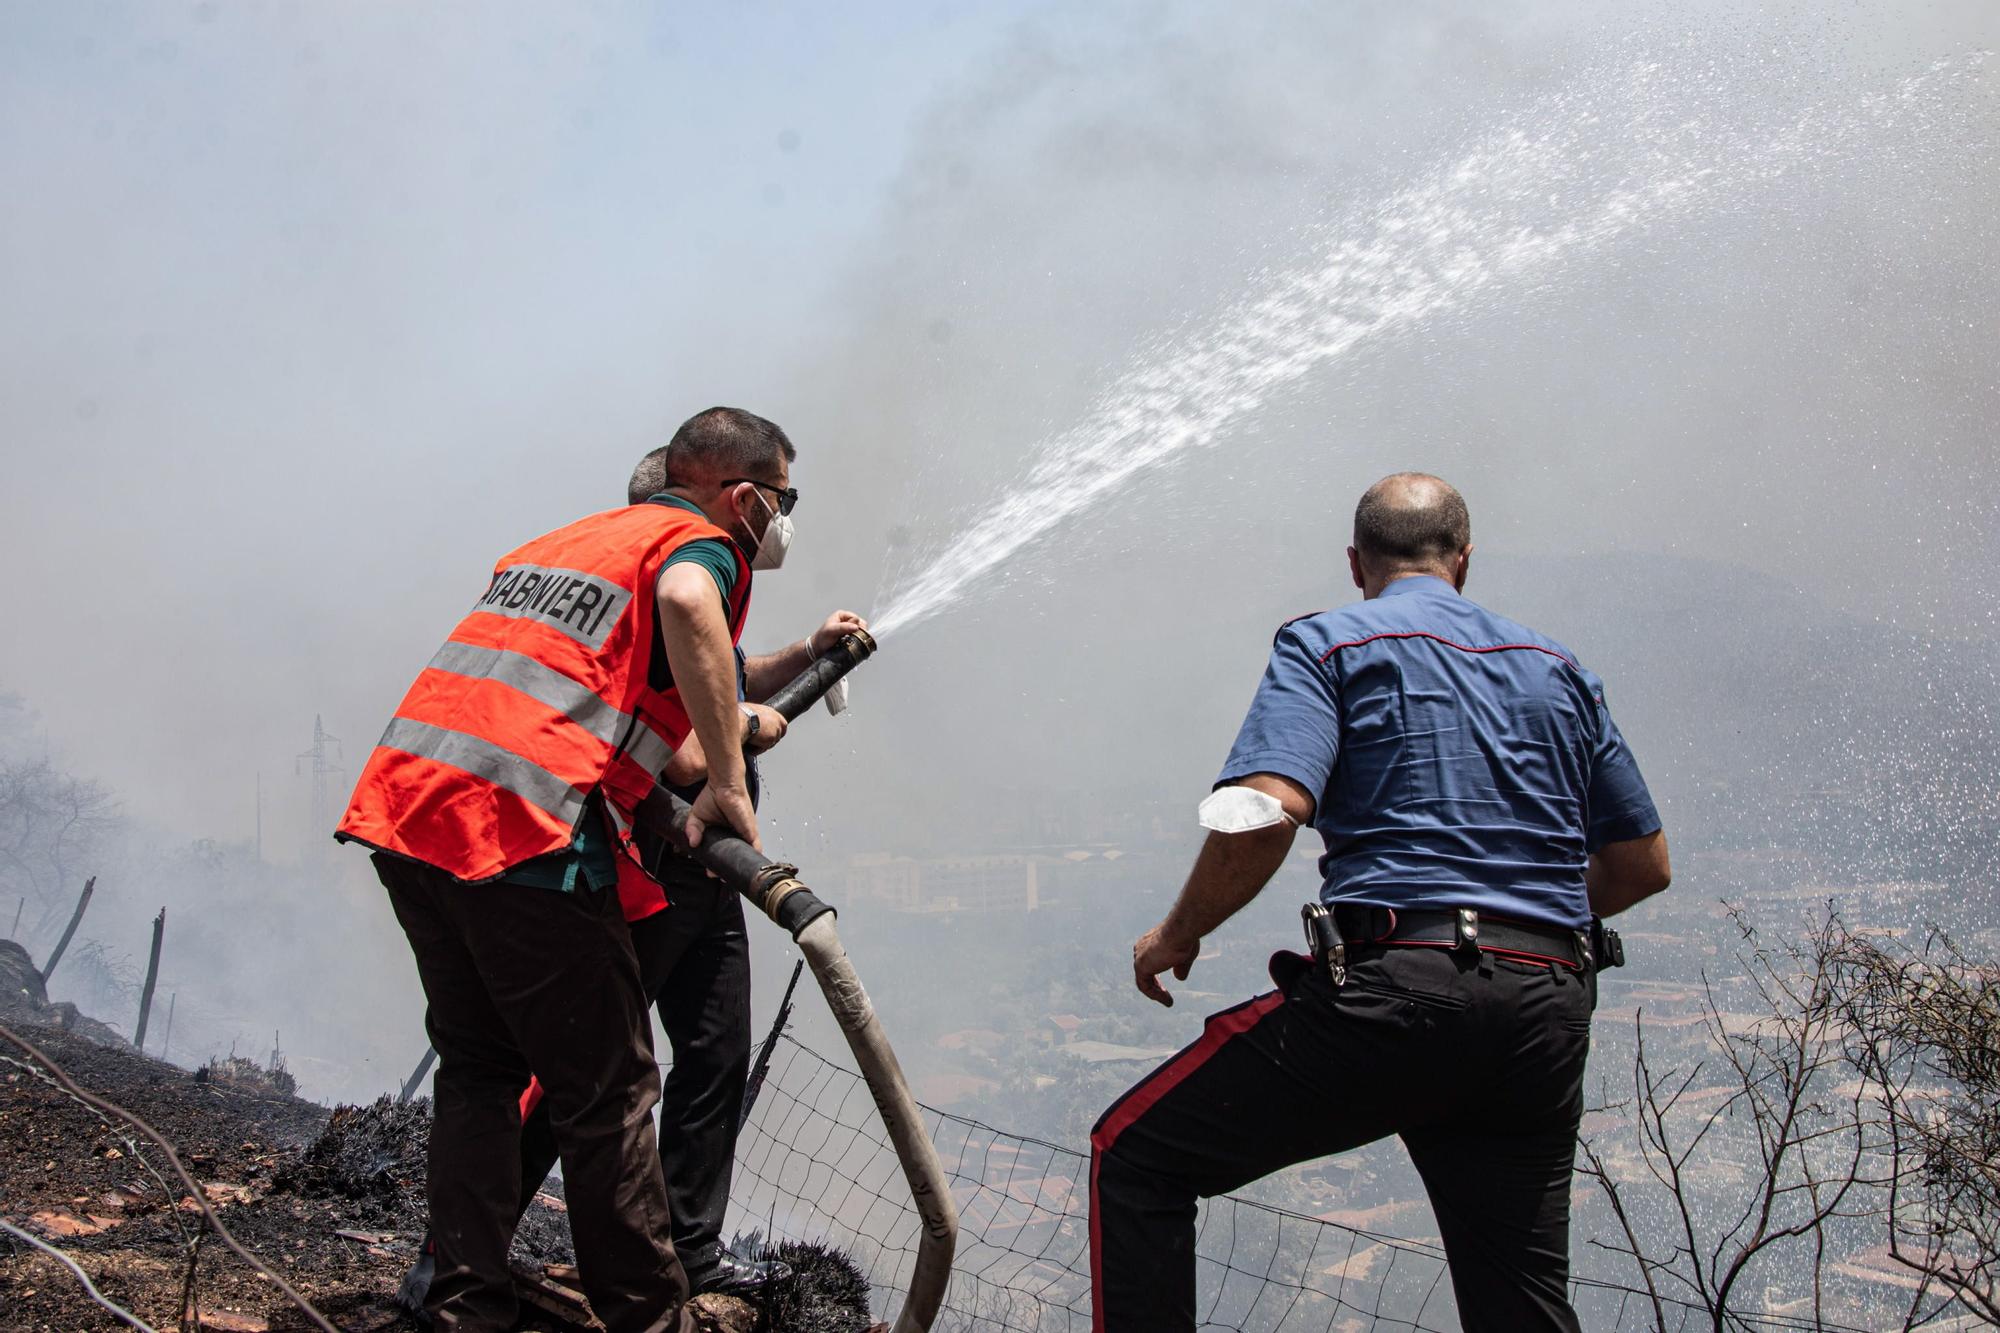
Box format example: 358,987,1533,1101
425,640,629,744
423,639,681,789
623,718,675,780
376,717,589,826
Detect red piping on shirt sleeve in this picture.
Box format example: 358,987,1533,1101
1316,630,1578,669
1274,611,1331,645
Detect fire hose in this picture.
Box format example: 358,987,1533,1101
631,629,958,1333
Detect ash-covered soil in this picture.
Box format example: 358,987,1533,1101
1,1020,876,1332
0,1021,492,1331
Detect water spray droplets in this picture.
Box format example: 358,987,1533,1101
871,49,1989,640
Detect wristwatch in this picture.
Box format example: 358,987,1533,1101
740,703,760,739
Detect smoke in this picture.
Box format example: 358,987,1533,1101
867,48,1993,638
759,2,1999,843
2,0,1996,1108
746,1,2000,1104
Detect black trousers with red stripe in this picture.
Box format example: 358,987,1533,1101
1090,943,1595,1333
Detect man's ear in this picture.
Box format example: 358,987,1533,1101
1453,545,1474,591
709,481,746,528
1347,546,1365,591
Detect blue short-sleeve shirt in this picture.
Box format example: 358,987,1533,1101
1218,575,1659,929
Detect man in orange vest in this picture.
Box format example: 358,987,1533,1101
339,407,818,1333
394,443,863,1313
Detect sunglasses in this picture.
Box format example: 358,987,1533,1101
724,478,799,516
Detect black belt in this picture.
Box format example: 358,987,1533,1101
1301,904,1624,988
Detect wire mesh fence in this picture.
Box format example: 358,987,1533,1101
729,1034,1879,1333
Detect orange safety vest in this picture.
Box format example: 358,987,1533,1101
336,501,751,889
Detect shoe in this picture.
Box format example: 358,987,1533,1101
684,1247,793,1297
395,1249,435,1325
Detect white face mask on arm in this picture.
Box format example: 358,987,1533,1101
1197,785,1297,834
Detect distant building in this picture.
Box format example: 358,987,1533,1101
924,854,1043,914
1044,1014,1083,1046
1059,1040,1178,1065
936,1027,1007,1056
837,844,1167,915
837,851,1042,913
843,852,923,910
914,1071,1000,1108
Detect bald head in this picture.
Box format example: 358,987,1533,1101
1350,473,1472,596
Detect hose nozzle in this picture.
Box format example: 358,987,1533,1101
765,628,880,721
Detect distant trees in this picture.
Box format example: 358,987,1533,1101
1578,907,2000,1330
0,755,121,939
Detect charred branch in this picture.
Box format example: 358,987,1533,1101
133,908,165,1052
38,875,95,983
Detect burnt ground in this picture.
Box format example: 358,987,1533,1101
0,1022,876,1333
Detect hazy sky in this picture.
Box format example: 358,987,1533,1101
4,0,1996,860
2,1,1031,846
6,0,1998,1104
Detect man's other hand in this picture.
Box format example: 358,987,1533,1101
685,780,759,851
662,732,708,787
811,610,869,657
1133,923,1200,1007
742,703,788,754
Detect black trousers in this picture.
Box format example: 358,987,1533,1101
519,879,751,1270
1089,944,1595,1333
377,854,694,1333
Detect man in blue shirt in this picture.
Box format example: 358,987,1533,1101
1089,473,1671,1333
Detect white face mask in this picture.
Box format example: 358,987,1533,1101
1197,786,1295,834
748,490,793,572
